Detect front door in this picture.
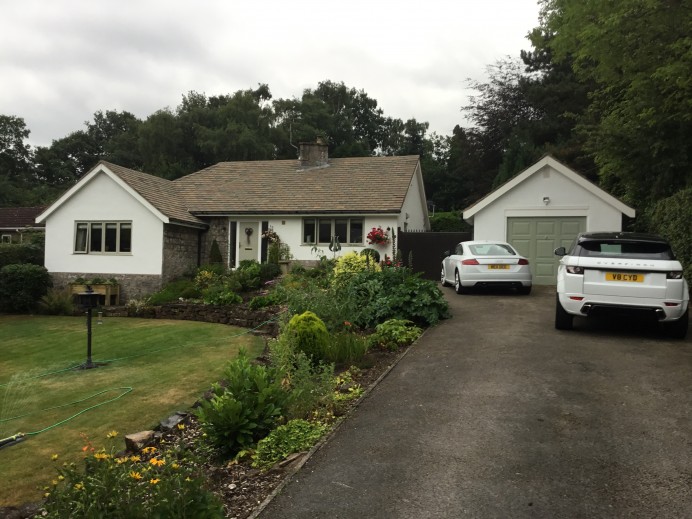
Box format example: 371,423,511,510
238,222,260,264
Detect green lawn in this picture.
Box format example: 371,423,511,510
0,315,264,506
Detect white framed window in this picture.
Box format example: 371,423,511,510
302,218,363,245
1,234,11,244
74,221,132,254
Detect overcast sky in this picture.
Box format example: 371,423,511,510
0,0,540,148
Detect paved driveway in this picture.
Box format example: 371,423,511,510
260,286,692,518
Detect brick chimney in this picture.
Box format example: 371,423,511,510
299,137,329,169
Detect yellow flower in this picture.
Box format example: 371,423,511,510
106,430,119,439
171,463,180,470
52,480,59,486
149,457,166,467
129,455,141,462
94,452,110,460
141,446,157,454
51,454,59,461
44,492,50,498
149,478,160,485
74,482,84,491
177,423,185,430
115,457,128,465
129,471,143,480
58,475,64,481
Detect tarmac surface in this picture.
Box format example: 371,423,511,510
259,285,692,518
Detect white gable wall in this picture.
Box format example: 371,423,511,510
44,173,164,274
399,164,429,232
472,164,624,241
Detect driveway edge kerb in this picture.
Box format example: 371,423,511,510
248,326,432,519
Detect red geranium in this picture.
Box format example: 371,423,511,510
366,226,389,245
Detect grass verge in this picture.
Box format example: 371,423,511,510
0,315,264,506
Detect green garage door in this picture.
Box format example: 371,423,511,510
507,217,585,285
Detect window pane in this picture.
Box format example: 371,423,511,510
75,223,88,252
89,223,103,252
334,219,347,244
349,219,363,243
303,219,315,244
318,219,332,244
120,223,132,253
105,223,117,252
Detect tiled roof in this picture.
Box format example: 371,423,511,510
99,162,206,226
0,206,47,229
173,156,420,214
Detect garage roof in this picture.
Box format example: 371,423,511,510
463,155,636,221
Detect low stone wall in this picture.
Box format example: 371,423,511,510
51,272,162,303
125,303,280,337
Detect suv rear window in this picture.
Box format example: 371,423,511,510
578,240,675,260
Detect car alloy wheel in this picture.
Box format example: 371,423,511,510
454,271,466,294
441,267,449,286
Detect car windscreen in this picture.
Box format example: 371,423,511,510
578,240,675,260
469,243,516,256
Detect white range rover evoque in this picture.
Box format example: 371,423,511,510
554,232,689,339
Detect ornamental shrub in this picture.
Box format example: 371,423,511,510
252,419,327,470
0,263,52,313
0,241,44,268
269,334,335,420
38,288,75,315
332,251,381,288
285,311,333,362
336,268,450,328
195,351,287,456
369,319,423,351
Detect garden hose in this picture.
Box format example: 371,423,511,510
0,387,133,450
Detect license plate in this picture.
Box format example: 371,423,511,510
488,265,509,270
606,272,644,282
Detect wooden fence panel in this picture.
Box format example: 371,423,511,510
396,230,472,280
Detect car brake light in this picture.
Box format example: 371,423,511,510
569,296,584,301
567,266,584,275
667,271,683,279
461,259,479,265
518,259,529,265
664,302,680,307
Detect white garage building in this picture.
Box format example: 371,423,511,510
463,155,636,285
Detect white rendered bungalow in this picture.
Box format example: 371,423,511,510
37,141,430,301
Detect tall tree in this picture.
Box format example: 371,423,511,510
0,115,33,182
535,0,692,208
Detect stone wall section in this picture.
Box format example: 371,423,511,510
200,218,229,266
124,303,279,336
51,272,162,302
162,224,201,283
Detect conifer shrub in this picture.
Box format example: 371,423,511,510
285,311,333,362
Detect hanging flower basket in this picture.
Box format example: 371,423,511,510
366,226,390,245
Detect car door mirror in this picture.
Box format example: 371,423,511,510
554,246,566,256
442,250,450,258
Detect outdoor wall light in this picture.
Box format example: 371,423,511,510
543,196,551,205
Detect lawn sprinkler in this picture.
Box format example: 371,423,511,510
0,433,26,450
